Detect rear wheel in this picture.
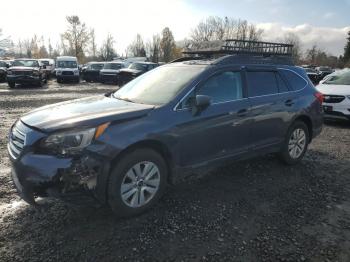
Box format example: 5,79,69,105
108,149,168,217
279,121,309,165
8,81,15,88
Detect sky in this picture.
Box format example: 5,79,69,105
0,0,349,56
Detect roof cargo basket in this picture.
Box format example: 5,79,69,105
183,39,293,57
181,39,294,65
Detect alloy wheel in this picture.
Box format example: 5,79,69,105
288,128,306,159
120,161,161,208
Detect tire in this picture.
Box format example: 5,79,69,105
57,78,62,84
108,148,168,217
8,81,15,88
279,121,309,165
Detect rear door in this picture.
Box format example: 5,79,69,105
245,67,290,149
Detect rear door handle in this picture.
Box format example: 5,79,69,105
237,108,248,117
285,99,294,107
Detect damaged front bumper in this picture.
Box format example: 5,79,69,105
7,122,111,205
9,151,108,205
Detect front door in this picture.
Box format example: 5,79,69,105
172,70,252,167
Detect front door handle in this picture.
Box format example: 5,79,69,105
285,99,294,107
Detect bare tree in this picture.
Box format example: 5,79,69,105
90,28,97,58
0,29,12,55
283,32,303,64
61,15,90,62
48,38,53,58
190,16,263,45
160,27,176,62
146,34,161,62
127,34,146,57
99,33,115,61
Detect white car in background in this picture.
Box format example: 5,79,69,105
316,69,350,121
39,58,55,78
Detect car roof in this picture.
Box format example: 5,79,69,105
14,58,39,61
88,61,105,64
132,62,157,65
56,56,77,61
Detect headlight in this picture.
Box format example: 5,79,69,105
74,69,79,74
56,70,62,75
42,123,109,154
7,70,12,75
32,70,39,76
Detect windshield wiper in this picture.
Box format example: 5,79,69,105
112,94,135,103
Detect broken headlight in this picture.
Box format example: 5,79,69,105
43,128,96,154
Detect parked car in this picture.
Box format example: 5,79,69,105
56,56,80,83
120,57,147,68
7,48,323,217
316,70,350,121
6,58,47,88
39,58,55,78
304,67,321,85
100,61,125,84
82,62,105,82
316,66,334,80
118,62,158,85
0,60,8,82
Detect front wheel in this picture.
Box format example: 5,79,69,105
108,149,168,217
279,121,309,165
8,81,15,88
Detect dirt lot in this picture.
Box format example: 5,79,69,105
0,80,350,262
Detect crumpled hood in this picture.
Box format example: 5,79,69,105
20,95,154,133
316,84,350,96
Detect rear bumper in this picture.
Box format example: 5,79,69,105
100,74,118,83
57,75,79,81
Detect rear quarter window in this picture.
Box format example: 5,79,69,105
246,71,279,97
280,69,308,91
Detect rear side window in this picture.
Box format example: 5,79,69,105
280,70,307,90
247,71,278,97
196,71,243,103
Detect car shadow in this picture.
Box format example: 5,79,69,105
2,149,349,261
324,119,350,129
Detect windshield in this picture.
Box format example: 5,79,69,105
57,61,77,68
104,63,123,70
129,63,148,71
89,63,104,70
0,61,6,67
13,60,39,67
113,65,205,105
324,71,350,85
40,60,50,66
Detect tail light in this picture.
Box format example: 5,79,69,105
314,92,324,103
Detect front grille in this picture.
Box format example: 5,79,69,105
62,71,74,75
13,71,32,76
324,95,345,103
8,122,27,159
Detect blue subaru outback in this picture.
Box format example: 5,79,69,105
8,40,323,217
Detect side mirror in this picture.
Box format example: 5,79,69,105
191,95,211,116
42,65,47,69
6,64,10,68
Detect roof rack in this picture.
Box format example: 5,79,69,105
183,39,293,57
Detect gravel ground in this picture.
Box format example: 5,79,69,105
0,80,350,262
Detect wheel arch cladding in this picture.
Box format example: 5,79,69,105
109,139,174,185
294,115,313,142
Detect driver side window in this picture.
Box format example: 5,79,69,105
181,71,243,109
